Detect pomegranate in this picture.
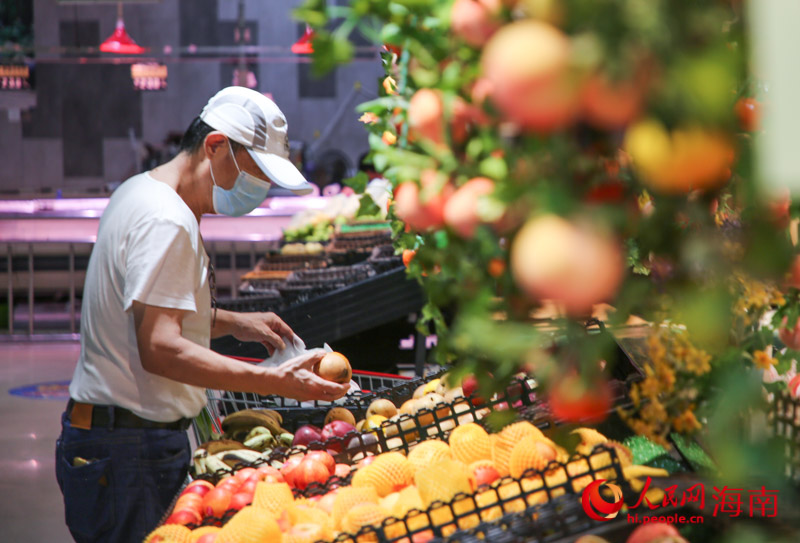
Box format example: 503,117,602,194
444,177,496,238
481,20,580,132
510,214,624,315
394,170,454,231
451,0,502,47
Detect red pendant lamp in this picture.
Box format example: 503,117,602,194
292,25,315,55
100,3,145,55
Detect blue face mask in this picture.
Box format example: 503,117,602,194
209,140,270,217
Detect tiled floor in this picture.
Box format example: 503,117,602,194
0,341,79,542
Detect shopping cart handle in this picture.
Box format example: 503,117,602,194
228,355,411,380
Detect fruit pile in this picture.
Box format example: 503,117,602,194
149,423,671,543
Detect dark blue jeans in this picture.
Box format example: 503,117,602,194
55,410,191,543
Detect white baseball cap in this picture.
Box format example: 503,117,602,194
199,86,313,196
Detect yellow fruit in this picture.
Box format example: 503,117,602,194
253,482,295,518
367,399,398,419
414,458,473,507
216,506,282,543
341,503,389,533
423,378,441,395
352,452,414,497
407,440,452,474
399,399,417,415
492,422,545,476
289,504,332,536
509,435,559,478
625,119,734,194
448,423,492,465
572,427,608,456
332,485,379,530
190,526,221,543
285,523,327,543
144,524,192,543
364,414,388,434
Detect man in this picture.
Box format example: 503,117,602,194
55,87,350,543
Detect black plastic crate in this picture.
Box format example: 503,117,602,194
769,390,800,483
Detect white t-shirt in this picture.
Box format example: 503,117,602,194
69,173,210,422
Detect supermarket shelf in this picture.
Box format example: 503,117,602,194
211,267,425,359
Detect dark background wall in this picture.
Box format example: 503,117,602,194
0,0,382,196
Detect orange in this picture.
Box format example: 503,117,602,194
289,504,332,537
414,458,473,507
332,485,379,530
252,482,295,518
143,524,192,543
352,452,414,497
407,440,452,474
216,506,282,543
448,423,492,465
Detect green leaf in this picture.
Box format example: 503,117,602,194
344,171,369,193
356,194,381,218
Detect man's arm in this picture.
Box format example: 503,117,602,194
133,301,349,400
210,309,294,354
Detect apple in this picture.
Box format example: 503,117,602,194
233,467,256,483
292,425,323,448
229,491,254,511
304,450,336,475
292,457,333,490
180,480,214,498
256,465,284,483
280,455,305,487
201,487,233,518
165,508,201,525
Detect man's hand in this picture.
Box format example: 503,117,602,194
229,312,295,355
269,351,351,402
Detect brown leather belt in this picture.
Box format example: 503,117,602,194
66,399,192,431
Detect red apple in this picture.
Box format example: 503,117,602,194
321,421,357,452
356,455,377,470
292,425,323,447
280,455,305,487
233,467,256,483
471,464,500,490
165,508,202,525
180,480,214,498
256,465,284,483
201,487,233,518
305,450,336,474
229,491,254,511
292,457,333,490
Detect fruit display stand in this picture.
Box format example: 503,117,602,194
769,390,800,484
